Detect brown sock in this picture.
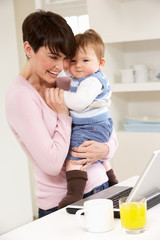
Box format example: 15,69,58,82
107,169,118,187
58,170,88,209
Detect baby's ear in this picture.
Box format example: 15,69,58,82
99,58,105,69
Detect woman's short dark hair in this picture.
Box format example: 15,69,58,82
22,10,76,59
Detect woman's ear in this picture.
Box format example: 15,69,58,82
99,58,106,70
24,41,32,58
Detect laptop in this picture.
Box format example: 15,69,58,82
66,149,160,218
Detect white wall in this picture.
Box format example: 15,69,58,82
0,0,33,234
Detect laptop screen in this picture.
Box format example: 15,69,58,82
127,149,160,202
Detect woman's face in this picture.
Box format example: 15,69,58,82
30,46,67,85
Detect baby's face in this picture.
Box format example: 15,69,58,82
69,47,100,79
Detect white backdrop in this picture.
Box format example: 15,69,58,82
0,0,33,234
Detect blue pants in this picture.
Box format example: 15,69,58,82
66,118,113,161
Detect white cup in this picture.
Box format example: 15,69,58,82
133,64,148,82
76,199,114,233
119,69,135,83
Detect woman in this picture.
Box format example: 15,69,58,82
6,10,118,218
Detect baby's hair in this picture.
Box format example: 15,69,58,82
75,29,105,61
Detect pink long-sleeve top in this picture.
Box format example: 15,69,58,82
6,75,118,210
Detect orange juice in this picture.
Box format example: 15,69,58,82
120,202,146,229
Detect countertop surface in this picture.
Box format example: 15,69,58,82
1,176,160,240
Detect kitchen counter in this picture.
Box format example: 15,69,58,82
1,176,160,240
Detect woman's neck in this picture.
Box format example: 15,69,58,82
19,61,56,100
19,60,31,80
30,78,56,100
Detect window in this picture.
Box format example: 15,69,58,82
65,14,90,35
43,0,89,34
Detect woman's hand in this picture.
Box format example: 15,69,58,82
70,140,109,170
44,87,69,115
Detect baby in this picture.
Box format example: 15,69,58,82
59,29,118,209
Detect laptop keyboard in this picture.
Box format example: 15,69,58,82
108,187,133,209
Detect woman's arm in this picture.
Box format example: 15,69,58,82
6,86,72,176
102,129,118,160
70,129,118,170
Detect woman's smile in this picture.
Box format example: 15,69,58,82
48,69,60,76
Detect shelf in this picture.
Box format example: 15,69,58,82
117,131,160,135
111,82,160,93
103,33,160,44
87,0,160,182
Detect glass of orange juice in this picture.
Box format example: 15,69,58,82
119,196,147,234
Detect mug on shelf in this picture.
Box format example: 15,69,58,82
156,73,160,80
119,68,135,83
133,64,148,82
76,199,114,233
